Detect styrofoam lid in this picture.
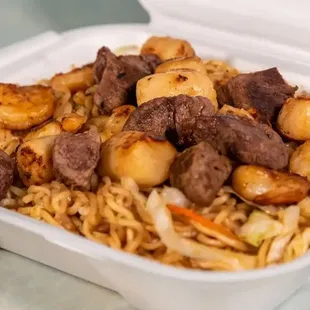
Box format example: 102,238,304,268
139,0,310,62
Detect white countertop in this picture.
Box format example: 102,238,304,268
0,250,135,310
1,248,310,310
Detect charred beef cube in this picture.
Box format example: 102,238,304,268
93,47,161,114
0,150,14,200
124,93,289,170
52,127,101,189
193,114,289,170
123,94,215,147
170,141,232,206
217,67,296,123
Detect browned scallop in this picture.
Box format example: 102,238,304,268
98,131,177,188
277,97,310,141
290,141,310,181
0,83,56,130
141,36,195,61
136,71,218,110
204,59,239,90
232,165,310,205
51,63,94,93
17,136,56,186
155,57,206,74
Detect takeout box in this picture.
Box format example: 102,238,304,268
1,1,310,309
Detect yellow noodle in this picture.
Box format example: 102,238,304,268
196,233,226,248
17,207,32,215
224,218,242,233
41,210,62,227
210,193,230,208
191,259,236,271
22,193,35,204
67,200,82,216
160,251,184,265
29,185,51,196
2,176,310,272
106,196,134,220
214,204,235,224
30,206,41,219
141,240,163,251
257,238,273,268
92,231,109,245
124,230,144,253
229,210,248,223
192,221,248,251
126,228,134,243
109,224,122,249
71,216,83,233
86,193,101,226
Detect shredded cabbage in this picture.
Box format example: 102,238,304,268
161,187,190,208
284,228,310,261
282,205,300,232
121,177,152,224
238,211,283,247
266,234,294,264
146,190,256,271
223,186,279,216
266,206,300,264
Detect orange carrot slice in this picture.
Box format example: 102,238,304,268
167,204,240,241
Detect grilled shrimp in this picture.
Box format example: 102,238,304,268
0,83,56,130
50,64,94,93
232,165,310,205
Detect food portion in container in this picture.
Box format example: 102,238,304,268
1,35,310,272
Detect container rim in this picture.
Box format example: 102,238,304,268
1,23,309,284
82,231,310,283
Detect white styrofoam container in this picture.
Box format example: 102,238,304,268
1,1,310,309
